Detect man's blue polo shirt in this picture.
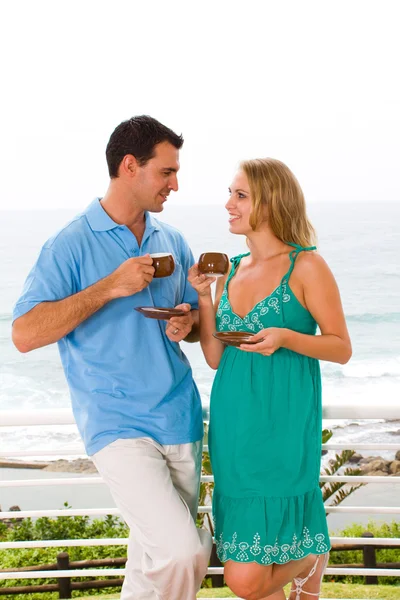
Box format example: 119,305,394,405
13,199,203,455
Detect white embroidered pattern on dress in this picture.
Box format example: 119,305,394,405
216,528,329,563
217,280,290,331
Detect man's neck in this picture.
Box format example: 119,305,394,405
100,184,147,245
129,218,146,247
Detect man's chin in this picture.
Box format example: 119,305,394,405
146,201,165,213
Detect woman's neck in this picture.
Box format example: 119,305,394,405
246,229,289,261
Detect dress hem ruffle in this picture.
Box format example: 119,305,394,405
215,529,331,565
213,487,330,565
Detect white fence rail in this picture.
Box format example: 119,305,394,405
1,505,400,520
1,442,399,458
0,536,399,550
1,402,399,426
1,474,399,488
0,567,399,579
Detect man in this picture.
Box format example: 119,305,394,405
12,116,212,599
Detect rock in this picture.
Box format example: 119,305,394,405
360,464,371,473
43,459,97,474
360,460,390,475
370,459,391,472
359,456,378,464
396,450,400,461
389,460,400,474
365,459,390,473
348,453,363,463
359,456,387,466
369,470,389,476
0,459,50,469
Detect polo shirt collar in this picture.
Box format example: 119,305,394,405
86,198,160,233
145,211,160,233
86,198,120,232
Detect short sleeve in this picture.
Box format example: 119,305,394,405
13,247,76,322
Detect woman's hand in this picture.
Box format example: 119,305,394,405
240,327,288,356
188,264,216,297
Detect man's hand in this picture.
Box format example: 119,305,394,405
166,303,194,342
107,255,155,298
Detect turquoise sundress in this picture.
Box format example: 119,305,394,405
209,244,330,565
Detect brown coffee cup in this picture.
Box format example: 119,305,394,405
198,252,229,277
150,253,175,278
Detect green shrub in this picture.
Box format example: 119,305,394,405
0,506,129,599
329,520,400,585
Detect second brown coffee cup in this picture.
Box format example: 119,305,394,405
198,252,229,277
150,253,175,278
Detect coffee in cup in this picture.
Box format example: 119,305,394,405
150,253,175,278
198,252,229,278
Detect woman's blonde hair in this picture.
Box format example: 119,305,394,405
240,158,317,247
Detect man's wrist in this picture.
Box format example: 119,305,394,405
93,276,119,303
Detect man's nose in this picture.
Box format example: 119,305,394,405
168,174,179,192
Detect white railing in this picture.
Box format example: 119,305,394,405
1,400,399,426
0,404,399,591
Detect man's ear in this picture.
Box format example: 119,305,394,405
119,154,138,178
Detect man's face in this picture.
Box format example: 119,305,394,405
134,141,180,212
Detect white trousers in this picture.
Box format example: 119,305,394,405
92,438,213,600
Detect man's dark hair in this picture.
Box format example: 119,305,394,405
106,115,184,178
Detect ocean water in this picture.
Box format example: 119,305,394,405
0,202,399,457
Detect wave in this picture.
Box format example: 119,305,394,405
346,312,400,324
322,357,400,379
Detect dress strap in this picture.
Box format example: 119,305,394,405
284,243,317,281
226,253,250,286
278,243,317,324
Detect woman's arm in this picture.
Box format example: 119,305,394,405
240,253,352,364
286,253,352,363
188,265,226,369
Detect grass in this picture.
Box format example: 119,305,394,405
76,582,400,599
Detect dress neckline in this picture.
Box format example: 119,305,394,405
226,253,292,321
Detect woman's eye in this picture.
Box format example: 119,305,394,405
238,193,245,199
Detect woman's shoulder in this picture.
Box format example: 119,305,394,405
295,250,334,282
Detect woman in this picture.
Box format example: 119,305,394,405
188,159,351,600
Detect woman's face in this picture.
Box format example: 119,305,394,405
225,170,253,235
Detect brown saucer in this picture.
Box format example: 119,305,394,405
135,307,186,320
213,331,258,347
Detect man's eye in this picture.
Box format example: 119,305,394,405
163,171,171,176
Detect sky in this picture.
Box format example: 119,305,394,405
1,0,399,210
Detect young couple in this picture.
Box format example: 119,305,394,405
12,116,351,600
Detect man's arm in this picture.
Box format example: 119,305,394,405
12,256,155,353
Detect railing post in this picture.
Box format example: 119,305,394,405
210,543,224,587
362,532,378,585
57,552,71,599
